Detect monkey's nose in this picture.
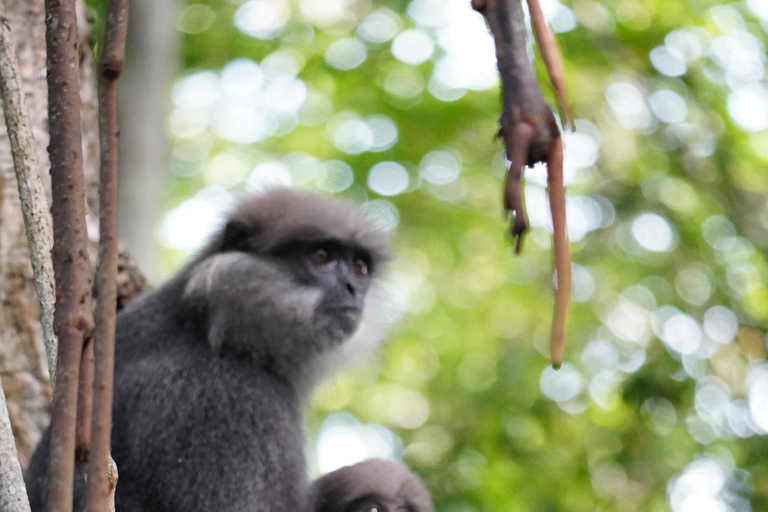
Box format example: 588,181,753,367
346,282,357,297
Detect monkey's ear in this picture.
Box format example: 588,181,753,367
221,219,254,252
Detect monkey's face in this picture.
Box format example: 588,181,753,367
184,191,391,370
274,239,375,339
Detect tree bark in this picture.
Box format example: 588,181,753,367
0,0,99,469
0,376,30,512
0,0,58,388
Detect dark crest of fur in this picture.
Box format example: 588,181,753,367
198,188,391,263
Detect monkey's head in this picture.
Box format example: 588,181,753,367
310,459,433,512
181,188,391,383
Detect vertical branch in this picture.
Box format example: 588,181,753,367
0,2,58,387
83,0,129,510
472,0,571,368
43,0,93,511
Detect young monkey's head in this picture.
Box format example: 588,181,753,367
310,459,433,512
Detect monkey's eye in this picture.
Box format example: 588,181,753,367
310,248,334,267
353,258,368,276
349,499,385,512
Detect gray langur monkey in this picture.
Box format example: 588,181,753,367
309,459,434,512
25,188,392,512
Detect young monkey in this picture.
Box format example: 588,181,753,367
309,459,434,512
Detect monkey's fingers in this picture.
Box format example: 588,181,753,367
546,135,570,369
525,0,572,130
503,122,535,254
505,164,527,254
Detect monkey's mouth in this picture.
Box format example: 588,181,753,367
322,306,362,336
338,307,361,322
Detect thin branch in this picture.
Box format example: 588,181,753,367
0,2,58,387
83,0,129,509
75,340,94,462
0,376,31,512
43,0,94,510
525,0,571,129
472,0,571,368
546,137,569,369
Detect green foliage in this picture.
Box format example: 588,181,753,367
87,0,768,510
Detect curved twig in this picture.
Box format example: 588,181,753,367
526,0,572,129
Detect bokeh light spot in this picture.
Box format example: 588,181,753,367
704,306,739,345
392,29,435,65
420,150,462,184
728,84,768,132
650,89,688,124
540,364,586,403
177,4,216,34
650,46,687,77
368,162,410,196
357,8,402,43
662,313,702,355
234,0,290,39
631,213,677,252
325,37,368,70
365,115,399,152
332,116,374,154
315,413,400,474
317,160,354,193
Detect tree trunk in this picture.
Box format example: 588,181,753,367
118,0,178,280
0,0,99,469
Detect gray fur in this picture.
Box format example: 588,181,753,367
309,459,433,512
25,189,391,512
